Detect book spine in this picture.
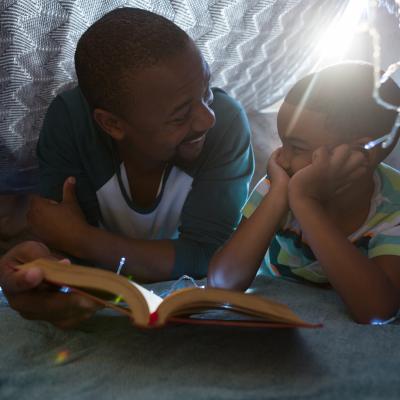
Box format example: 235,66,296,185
149,311,159,326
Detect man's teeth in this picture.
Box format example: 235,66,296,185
186,136,203,144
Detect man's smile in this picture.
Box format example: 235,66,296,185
181,132,207,145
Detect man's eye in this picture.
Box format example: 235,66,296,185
171,109,191,124
172,115,188,124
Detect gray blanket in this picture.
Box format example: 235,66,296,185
1,275,398,400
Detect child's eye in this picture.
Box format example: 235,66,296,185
291,146,307,154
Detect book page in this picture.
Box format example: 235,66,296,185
156,286,318,327
130,281,163,314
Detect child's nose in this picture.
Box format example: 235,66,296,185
278,148,291,169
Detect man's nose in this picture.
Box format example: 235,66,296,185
192,102,216,132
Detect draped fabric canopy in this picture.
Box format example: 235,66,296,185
0,0,364,193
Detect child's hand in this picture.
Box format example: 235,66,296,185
267,147,290,191
288,144,368,204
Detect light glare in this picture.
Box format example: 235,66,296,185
316,0,368,62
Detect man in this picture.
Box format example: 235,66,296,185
27,7,253,283
3,8,253,327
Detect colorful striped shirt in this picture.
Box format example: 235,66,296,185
243,163,400,284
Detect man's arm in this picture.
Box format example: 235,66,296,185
37,94,102,226
289,145,400,323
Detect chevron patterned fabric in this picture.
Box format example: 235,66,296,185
0,0,350,193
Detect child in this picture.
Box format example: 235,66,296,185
208,61,400,324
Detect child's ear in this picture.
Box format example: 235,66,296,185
93,109,125,141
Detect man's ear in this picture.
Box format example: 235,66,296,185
93,108,125,140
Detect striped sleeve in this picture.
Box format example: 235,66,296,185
242,177,270,218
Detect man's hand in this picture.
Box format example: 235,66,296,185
0,241,101,329
288,144,369,204
28,177,90,254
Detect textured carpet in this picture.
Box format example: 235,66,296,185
1,274,399,400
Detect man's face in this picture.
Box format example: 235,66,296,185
117,43,216,165
277,102,343,176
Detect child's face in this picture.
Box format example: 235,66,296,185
277,102,343,176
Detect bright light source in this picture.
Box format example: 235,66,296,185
316,0,369,63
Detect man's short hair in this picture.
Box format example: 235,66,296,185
284,61,400,140
75,7,190,116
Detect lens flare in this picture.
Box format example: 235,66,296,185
55,349,70,364
316,0,368,63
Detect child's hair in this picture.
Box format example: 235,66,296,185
284,61,400,141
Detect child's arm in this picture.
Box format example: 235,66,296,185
207,149,290,291
289,145,400,324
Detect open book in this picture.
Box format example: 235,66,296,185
18,259,321,329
